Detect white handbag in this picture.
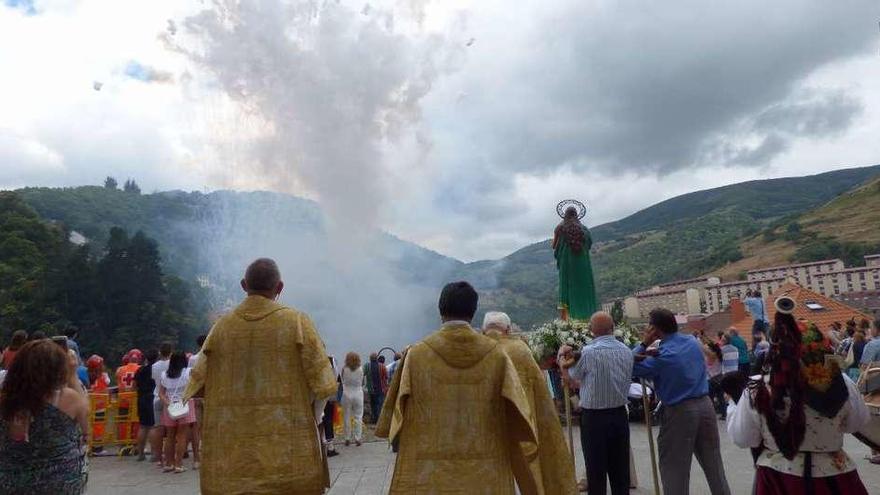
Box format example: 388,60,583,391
167,400,190,420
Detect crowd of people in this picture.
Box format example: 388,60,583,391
0,257,879,494
0,323,209,491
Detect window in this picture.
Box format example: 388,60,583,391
805,301,824,310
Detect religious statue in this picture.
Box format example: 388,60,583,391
552,200,599,321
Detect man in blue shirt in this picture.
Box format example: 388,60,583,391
861,321,880,367
743,290,769,337
633,308,730,495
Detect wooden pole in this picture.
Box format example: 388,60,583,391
641,379,661,495
563,383,575,460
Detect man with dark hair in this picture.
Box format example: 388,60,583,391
376,282,539,493
633,308,730,495
363,352,388,424
183,258,336,494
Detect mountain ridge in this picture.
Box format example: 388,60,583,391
11,163,880,331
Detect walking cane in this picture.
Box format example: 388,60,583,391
641,379,661,495
563,382,575,460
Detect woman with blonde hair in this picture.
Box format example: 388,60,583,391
340,352,365,446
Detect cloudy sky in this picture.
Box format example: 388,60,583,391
2,0,879,261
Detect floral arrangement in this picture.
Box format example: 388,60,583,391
526,319,644,369
612,322,642,348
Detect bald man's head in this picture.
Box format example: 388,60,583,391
241,258,283,297
590,311,614,336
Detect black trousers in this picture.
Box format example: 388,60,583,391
580,406,630,495
322,401,335,441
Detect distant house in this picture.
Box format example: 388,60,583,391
705,282,873,348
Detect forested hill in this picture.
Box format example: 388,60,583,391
8,164,880,337
0,192,210,361
457,164,880,329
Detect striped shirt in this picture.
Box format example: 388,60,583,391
721,344,739,374
570,335,634,409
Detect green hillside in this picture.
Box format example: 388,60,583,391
714,176,880,279
10,164,880,335
461,165,880,329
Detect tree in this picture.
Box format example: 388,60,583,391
123,179,141,194
610,299,624,325
104,177,118,190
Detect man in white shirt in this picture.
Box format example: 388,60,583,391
149,342,172,464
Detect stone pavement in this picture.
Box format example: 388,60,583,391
88,422,880,494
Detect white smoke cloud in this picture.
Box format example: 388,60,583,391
175,0,458,231
169,0,464,356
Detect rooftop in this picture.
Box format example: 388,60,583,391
657,276,715,288
727,283,873,342
709,276,786,289
636,286,688,297
747,258,843,274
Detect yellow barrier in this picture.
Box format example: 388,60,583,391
87,390,141,456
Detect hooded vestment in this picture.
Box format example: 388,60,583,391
485,330,578,495
376,323,538,494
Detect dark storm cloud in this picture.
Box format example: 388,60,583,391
436,0,876,178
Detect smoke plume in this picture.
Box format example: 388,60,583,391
173,0,462,357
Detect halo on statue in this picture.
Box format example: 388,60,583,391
556,199,586,219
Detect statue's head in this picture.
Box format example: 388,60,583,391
564,206,578,220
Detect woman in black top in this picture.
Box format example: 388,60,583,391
134,349,159,461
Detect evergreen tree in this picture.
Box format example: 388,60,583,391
0,192,65,338
123,179,141,194
611,299,624,325
104,177,118,190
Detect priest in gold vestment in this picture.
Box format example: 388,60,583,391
376,282,539,494
183,259,338,495
483,312,578,495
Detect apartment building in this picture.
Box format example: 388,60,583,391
612,255,880,319
703,276,788,314
746,259,845,284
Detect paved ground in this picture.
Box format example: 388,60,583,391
88,422,880,494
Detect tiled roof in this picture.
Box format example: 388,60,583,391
727,283,873,346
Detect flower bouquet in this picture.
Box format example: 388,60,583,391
612,322,642,348
526,319,593,370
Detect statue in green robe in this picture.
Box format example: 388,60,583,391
552,203,599,321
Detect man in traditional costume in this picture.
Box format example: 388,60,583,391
727,306,870,494
483,311,577,495
376,282,539,494
183,258,338,495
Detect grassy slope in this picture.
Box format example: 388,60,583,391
712,177,880,279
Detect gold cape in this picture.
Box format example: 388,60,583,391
486,330,578,495
184,295,337,495
376,323,539,494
